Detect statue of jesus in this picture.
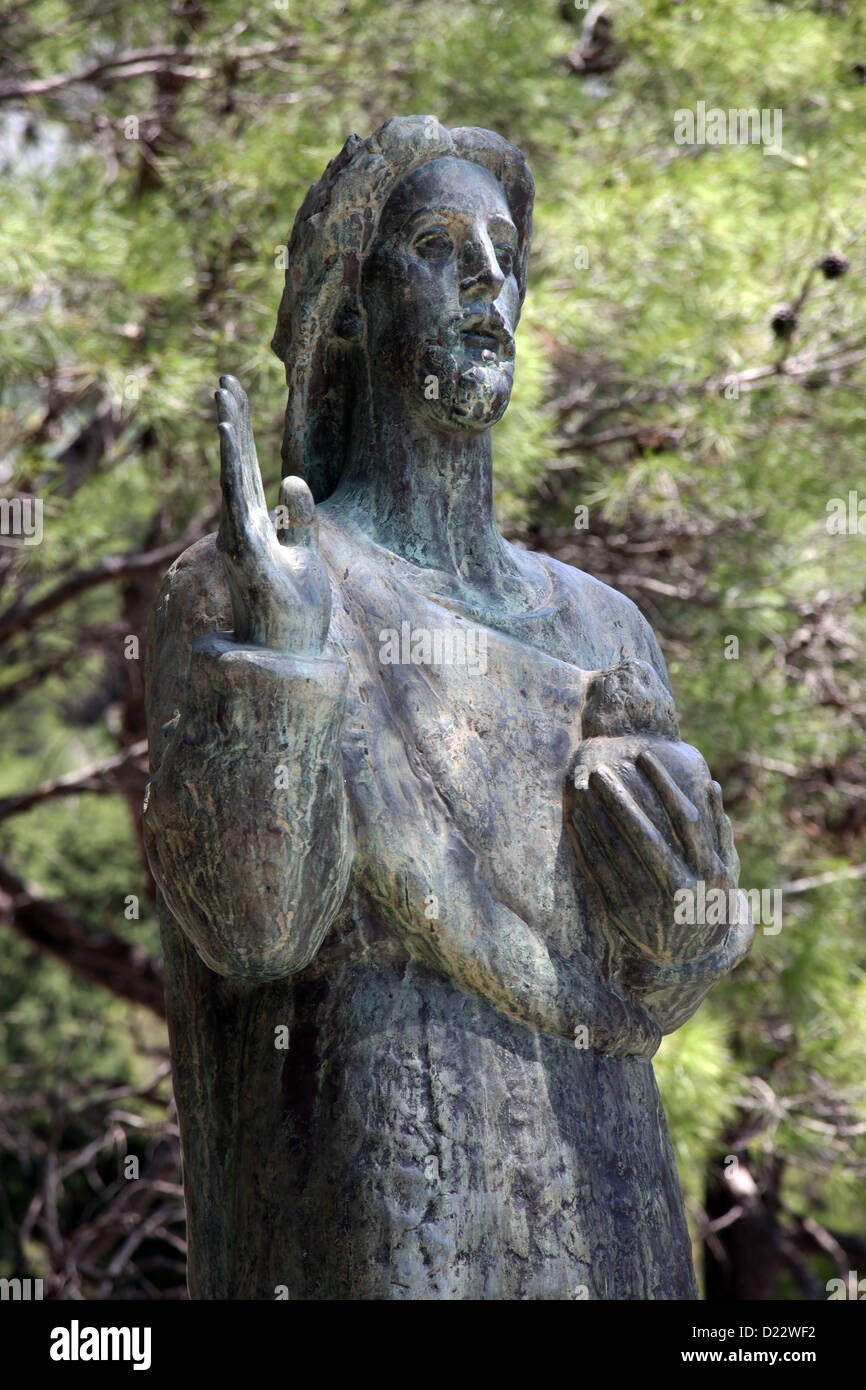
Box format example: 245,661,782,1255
143,115,753,1300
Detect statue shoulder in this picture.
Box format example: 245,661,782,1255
539,551,672,689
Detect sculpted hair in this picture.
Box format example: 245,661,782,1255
271,114,534,502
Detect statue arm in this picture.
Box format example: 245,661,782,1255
144,376,353,981
569,592,753,1034
144,631,353,982
347,750,661,1056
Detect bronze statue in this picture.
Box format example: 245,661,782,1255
143,116,753,1300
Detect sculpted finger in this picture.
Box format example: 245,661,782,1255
219,373,248,416
219,375,267,512
276,475,318,550
636,750,704,865
589,764,683,896
215,382,239,438
216,418,255,555
570,793,623,903
723,898,754,965
571,797,657,958
709,780,739,874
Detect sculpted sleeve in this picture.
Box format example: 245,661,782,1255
143,537,353,982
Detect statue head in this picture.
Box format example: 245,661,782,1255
272,116,534,502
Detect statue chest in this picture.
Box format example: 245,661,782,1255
330,568,595,955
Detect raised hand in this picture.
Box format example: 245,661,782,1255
214,375,331,654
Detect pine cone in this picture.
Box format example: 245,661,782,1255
770,304,798,339
819,251,850,280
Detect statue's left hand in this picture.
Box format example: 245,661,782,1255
570,741,752,968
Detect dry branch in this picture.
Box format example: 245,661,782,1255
0,858,164,1017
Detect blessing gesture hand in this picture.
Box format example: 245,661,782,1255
215,374,331,655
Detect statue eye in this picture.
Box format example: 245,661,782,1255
495,244,516,275
414,230,454,258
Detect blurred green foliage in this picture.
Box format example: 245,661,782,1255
1,0,865,1296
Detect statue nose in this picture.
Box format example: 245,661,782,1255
459,233,504,299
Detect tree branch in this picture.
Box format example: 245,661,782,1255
551,337,866,452
0,858,164,1017
0,515,213,645
0,739,149,823
0,38,300,103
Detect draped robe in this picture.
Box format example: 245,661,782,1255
144,513,710,1300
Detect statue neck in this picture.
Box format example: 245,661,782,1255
326,387,512,593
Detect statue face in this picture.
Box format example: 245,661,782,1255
361,155,522,433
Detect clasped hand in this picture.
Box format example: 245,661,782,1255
570,733,749,969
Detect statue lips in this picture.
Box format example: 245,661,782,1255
456,311,514,360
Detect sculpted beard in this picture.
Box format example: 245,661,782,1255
412,310,515,428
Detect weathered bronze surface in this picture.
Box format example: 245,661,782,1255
143,116,753,1300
